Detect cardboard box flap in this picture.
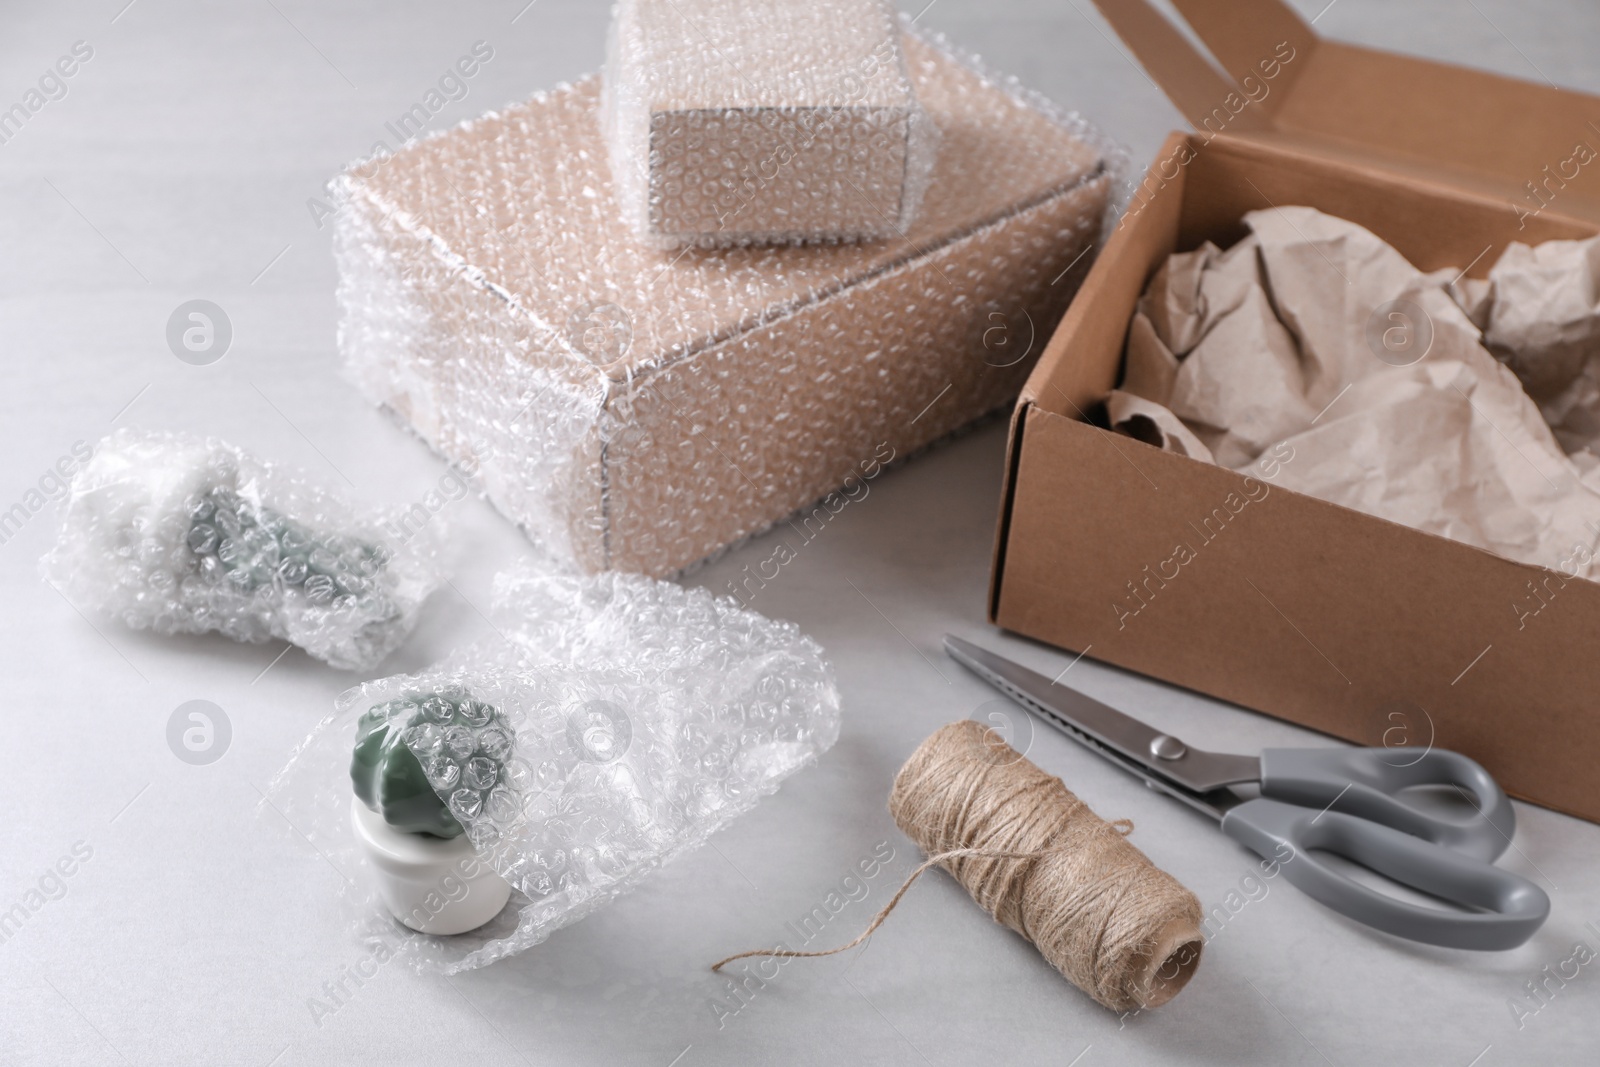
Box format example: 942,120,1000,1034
1094,0,1600,224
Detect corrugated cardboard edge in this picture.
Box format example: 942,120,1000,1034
990,129,1189,620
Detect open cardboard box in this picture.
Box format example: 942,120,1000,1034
991,0,1600,822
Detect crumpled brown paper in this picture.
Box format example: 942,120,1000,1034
1112,206,1600,579
1484,237,1600,457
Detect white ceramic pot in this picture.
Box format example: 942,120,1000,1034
350,796,512,935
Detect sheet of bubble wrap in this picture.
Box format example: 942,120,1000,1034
602,0,936,246
268,565,840,973
333,24,1118,578
39,429,443,670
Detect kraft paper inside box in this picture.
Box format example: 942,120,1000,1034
993,0,1600,823
335,30,1109,578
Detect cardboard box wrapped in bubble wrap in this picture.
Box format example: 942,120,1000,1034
334,30,1115,576
603,0,937,246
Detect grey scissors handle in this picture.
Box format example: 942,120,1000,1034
1222,798,1548,950
1262,747,1515,862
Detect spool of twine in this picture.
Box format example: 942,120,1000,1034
712,720,1204,1012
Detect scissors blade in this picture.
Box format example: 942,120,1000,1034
944,636,1261,795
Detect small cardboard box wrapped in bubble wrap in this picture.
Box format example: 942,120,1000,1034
332,24,1115,577
602,0,938,246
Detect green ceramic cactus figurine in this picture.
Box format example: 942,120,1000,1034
350,690,512,839
187,487,391,606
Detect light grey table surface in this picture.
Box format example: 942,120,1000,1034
4,0,1599,1064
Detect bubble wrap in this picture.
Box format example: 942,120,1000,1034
333,23,1119,577
268,565,840,973
39,429,443,671
353,686,515,838
602,0,937,247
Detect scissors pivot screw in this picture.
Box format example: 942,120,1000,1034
1149,735,1187,761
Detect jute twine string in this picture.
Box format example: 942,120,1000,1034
712,720,1205,1012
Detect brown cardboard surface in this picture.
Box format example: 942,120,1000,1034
343,34,1109,576
1097,0,1600,225
1020,131,1190,423
1000,403,1600,820
994,2,1600,822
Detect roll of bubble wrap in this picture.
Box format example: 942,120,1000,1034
333,24,1119,577
40,429,443,671
269,565,841,973
602,0,937,247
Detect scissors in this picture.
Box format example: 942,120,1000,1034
945,636,1550,951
